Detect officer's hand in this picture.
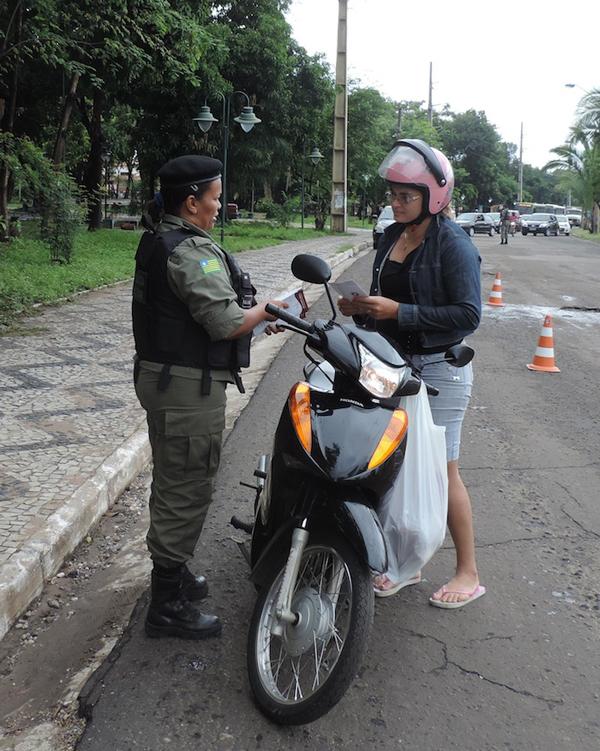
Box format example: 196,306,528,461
263,299,289,322
264,323,285,336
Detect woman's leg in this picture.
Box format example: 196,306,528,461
431,460,480,604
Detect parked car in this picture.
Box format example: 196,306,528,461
488,212,501,233
372,205,395,248
556,215,571,235
455,212,495,237
520,213,559,236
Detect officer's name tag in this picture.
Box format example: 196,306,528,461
200,258,222,274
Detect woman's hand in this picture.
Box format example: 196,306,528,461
352,295,399,320
337,296,362,316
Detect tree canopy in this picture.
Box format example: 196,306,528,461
1,0,574,256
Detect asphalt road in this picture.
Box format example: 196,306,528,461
76,231,600,751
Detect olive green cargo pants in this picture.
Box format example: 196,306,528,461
135,364,227,568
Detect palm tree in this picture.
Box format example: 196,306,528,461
577,88,600,137
545,124,600,233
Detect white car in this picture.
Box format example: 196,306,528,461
372,205,395,248
557,216,571,235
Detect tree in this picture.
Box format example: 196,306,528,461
545,126,600,233
438,109,508,208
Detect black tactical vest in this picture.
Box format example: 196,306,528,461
132,227,255,392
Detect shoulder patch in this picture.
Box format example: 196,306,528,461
200,258,222,274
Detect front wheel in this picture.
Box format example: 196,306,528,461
247,534,374,725
469,227,475,237
544,228,550,236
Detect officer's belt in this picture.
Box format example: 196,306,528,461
136,359,235,384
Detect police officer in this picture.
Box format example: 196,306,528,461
132,155,285,639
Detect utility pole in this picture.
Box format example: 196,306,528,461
427,62,433,125
518,121,524,202
331,0,348,233
395,104,402,139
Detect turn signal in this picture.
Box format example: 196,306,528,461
288,382,312,454
368,409,408,470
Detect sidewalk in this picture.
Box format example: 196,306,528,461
0,231,370,640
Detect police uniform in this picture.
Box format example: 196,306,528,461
131,155,255,639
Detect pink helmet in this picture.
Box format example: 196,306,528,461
378,139,454,215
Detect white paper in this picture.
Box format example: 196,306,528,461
330,280,368,299
253,287,309,336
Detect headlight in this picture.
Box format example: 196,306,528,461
357,342,403,398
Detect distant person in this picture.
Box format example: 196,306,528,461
500,206,511,245
132,155,286,640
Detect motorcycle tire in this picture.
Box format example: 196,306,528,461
247,532,373,725
468,227,475,237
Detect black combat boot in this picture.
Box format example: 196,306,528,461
181,563,209,601
145,566,221,640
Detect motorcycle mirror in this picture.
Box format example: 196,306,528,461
291,254,332,285
444,344,475,368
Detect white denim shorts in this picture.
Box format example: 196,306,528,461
410,352,474,462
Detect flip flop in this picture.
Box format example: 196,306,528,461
373,572,422,598
429,584,486,609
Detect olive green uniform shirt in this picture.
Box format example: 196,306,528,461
139,214,245,383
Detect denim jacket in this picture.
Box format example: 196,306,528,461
363,214,482,350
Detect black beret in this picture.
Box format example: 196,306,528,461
157,155,222,190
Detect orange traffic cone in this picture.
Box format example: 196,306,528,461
487,272,505,307
527,314,560,373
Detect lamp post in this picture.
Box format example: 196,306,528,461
193,92,261,244
301,142,324,229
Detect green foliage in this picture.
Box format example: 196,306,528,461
255,194,299,227
0,134,84,260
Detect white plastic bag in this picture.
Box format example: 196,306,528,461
377,382,448,583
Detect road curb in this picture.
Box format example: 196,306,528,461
0,238,370,641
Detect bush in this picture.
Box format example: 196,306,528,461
0,134,85,262
255,194,300,228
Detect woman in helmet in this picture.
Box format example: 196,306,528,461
338,139,485,609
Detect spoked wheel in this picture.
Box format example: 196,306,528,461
247,534,373,725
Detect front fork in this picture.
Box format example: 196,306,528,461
271,521,309,637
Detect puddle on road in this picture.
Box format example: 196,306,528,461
484,303,600,327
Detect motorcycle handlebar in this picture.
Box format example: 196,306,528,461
265,303,314,334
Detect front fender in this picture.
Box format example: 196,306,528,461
334,499,388,573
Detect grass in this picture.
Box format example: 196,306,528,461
573,228,600,243
0,219,347,329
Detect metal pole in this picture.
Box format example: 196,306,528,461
518,121,524,202
331,0,348,233
301,139,305,230
396,105,402,139
427,62,433,125
220,95,229,246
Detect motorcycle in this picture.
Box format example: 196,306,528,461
231,254,474,725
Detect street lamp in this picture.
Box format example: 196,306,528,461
301,142,324,229
193,91,261,244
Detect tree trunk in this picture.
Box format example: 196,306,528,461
263,179,272,201
51,72,80,165
592,201,599,234
0,1,22,240
83,88,104,230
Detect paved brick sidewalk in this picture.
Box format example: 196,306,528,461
0,231,370,638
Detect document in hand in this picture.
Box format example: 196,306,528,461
330,280,368,300
253,288,309,336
